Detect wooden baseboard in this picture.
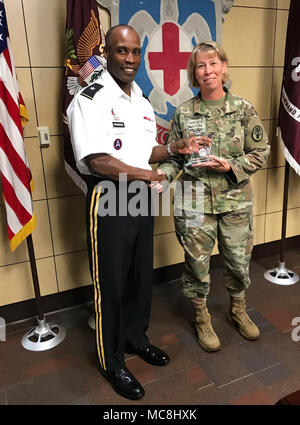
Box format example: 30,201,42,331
1,235,299,324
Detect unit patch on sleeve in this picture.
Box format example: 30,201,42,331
80,83,103,100
252,125,263,142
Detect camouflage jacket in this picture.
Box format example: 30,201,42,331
158,91,270,214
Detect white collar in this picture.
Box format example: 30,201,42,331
100,70,142,101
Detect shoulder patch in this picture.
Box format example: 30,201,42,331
252,125,263,142
81,83,103,100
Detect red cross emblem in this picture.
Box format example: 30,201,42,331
148,22,192,96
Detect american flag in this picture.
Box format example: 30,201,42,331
0,0,36,251
79,55,101,81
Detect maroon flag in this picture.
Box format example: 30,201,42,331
62,0,105,193
278,0,300,175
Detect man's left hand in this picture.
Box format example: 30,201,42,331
171,136,212,155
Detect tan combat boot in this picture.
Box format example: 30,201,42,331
227,296,260,340
191,298,221,352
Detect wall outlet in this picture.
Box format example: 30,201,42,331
37,127,51,147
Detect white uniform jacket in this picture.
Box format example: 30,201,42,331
67,70,158,176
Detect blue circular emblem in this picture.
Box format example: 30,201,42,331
114,138,122,150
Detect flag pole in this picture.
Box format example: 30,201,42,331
264,0,300,286
0,0,66,350
26,234,43,320
280,161,289,263
264,160,299,285
21,234,66,351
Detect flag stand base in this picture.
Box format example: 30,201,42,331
88,314,95,330
264,261,299,286
21,319,66,351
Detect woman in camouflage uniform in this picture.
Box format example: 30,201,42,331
158,42,270,352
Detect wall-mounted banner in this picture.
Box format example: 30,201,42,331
97,0,233,143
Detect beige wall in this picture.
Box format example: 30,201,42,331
0,0,296,308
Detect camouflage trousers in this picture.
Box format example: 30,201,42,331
174,209,253,299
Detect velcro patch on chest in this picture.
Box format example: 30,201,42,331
80,83,103,100
112,122,125,128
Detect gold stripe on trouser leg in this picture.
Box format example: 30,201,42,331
89,188,102,368
90,186,106,371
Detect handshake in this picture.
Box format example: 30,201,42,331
148,168,168,194
147,135,214,193
147,133,231,192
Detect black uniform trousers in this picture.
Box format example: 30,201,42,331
86,179,154,372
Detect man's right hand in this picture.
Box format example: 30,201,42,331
147,169,167,183
148,169,168,193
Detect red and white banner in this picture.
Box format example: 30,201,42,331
278,0,300,175
0,0,35,251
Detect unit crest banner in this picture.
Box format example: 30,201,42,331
97,0,233,143
277,0,300,176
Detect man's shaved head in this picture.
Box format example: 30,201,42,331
104,25,141,96
105,24,139,50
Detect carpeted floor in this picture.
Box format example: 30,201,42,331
1,248,300,406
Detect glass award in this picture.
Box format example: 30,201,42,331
185,120,211,167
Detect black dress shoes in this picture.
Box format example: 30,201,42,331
101,367,145,400
132,344,170,366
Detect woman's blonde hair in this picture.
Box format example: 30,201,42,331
187,41,229,88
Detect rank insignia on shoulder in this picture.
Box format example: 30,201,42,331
81,83,103,100
252,125,263,142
